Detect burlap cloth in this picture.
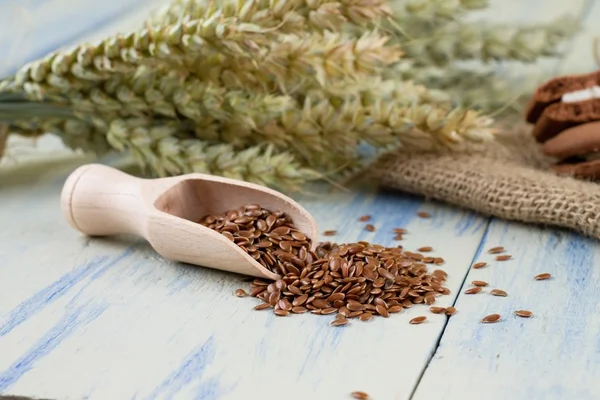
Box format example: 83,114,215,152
370,122,600,240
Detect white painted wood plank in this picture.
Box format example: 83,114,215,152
0,159,488,400
412,220,600,400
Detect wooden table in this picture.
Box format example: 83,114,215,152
1,1,599,399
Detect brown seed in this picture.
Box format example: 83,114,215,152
464,287,482,294
323,230,337,236
291,306,308,313
472,262,487,269
417,211,431,218
496,255,512,261
429,306,446,314
350,391,370,399
358,215,371,222
330,318,349,326
424,295,435,305
375,304,389,318
409,316,427,324
278,299,292,311
365,224,376,232
359,312,373,321
488,246,505,254
312,299,329,309
490,289,507,297
417,246,433,252
293,294,308,307
472,280,488,287
481,313,501,323
445,306,456,316
388,305,403,313
254,303,271,310
321,307,337,315
534,273,552,281
327,293,345,303
234,289,247,297
514,310,533,318
274,309,290,317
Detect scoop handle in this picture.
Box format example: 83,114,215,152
61,163,146,237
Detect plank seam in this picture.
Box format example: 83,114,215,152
408,216,493,400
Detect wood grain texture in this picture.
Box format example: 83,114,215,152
1,0,599,399
0,159,488,400
412,221,600,400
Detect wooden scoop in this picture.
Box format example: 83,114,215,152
60,163,318,280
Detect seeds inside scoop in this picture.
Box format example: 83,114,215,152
481,313,501,323
535,273,552,280
514,310,533,318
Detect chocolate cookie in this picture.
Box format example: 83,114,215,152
525,70,600,124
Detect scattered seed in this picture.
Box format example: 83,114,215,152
417,211,431,218
365,224,376,232
481,313,501,323
410,316,427,324
359,312,373,321
535,273,552,281
490,289,507,297
323,230,337,236
445,307,456,316
331,318,349,326
351,391,370,399
472,262,487,269
234,289,247,297
488,246,505,254
274,309,290,317
472,280,488,287
429,306,446,314
496,255,512,261
514,310,533,318
358,215,371,222
464,287,482,294
417,246,433,252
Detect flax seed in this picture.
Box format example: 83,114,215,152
323,230,337,236
417,211,431,218
514,310,533,318
292,306,308,313
464,287,482,294
472,281,488,287
429,306,446,314
488,246,505,254
375,304,389,318
351,391,370,399
534,273,551,280
410,316,427,324
234,289,247,297
274,309,290,317
445,307,456,316
490,289,507,297
417,246,433,252
481,313,501,323
388,305,403,313
359,312,373,321
365,224,376,232
330,318,349,326
321,307,337,315
472,262,487,269
496,255,512,261
254,303,271,310
358,215,371,222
